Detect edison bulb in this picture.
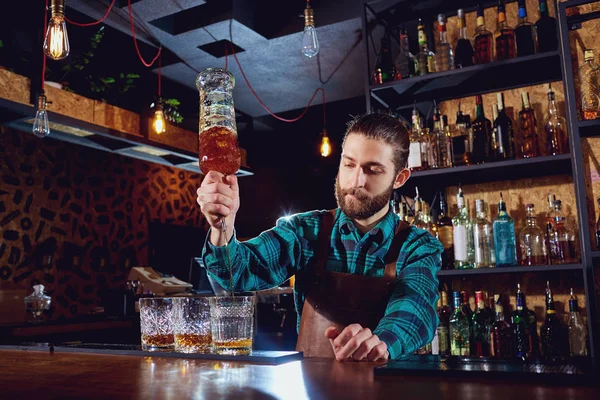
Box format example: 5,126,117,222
33,109,50,138
320,135,331,157
302,25,319,58
44,15,70,60
153,109,166,134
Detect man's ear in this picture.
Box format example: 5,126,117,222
393,168,411,190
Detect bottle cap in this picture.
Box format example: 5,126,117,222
585,49,595,61
475,199,485,213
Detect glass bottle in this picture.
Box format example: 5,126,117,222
495,93,516,160
494,0,516,61
439,290,452,327
548,200,576,264
437,192,454,270
436,292,451,356
519,91,539,158
596,197,600,249
491,104,500,161
519,203,548,266
450,291,471,356
24,284,51,322
545,84,568,155
541,281,565,361
429,102,442,169
423,202,437,237
515,0,537,57
452,104,470,166
461,291,474,321
454,9,474,68
197,68,241,175
473,4,493,65
471,291,492,357
472,95,492,164
493,192,517,267
473,199,495,268
535,0,558,53
568,288,588,357
580,50,600,120
441,115,453,168
377,36,395,83
453,186,472,269
545,193,556,240
436,14,454,72
395,29,414,79
511,284,536,360
490,294,514,358
408,106,427,171
416,18,436,76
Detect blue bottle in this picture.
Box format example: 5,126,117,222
493,192,517,267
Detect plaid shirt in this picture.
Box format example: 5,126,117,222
202,206,443,359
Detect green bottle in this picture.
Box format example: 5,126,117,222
471,290,492,357
449,291,470,356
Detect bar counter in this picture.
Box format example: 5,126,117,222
1,349,598,399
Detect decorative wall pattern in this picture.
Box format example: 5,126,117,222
0,126,206,319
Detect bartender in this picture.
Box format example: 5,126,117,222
197,113,443,361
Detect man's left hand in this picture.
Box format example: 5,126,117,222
325,324,389,362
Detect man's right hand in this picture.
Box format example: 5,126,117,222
196,171,240,246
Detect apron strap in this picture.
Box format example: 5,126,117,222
383,221,411,280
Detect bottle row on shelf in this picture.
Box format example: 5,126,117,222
417,283,588,360
408,86,568,172
373,0,557,83
395,188,579,269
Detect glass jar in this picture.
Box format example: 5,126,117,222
24,284,51,322
196,68,241,175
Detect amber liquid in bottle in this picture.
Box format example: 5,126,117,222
142,333,175,347
175,333,213,351
519,92,539,158
199,126,242,176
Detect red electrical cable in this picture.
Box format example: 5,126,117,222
127,0,161,67
157,54,161,97
65,0,116,27
41,0,48,91
229,43,326,123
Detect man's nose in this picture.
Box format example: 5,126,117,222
351,168,367,188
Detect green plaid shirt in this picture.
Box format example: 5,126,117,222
202,206,443,359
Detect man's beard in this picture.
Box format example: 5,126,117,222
334,176,394,220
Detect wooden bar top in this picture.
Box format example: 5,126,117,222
0,350,598,399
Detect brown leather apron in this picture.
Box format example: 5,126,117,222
295,209,410,358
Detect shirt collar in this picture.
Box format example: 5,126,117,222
337,203,399,240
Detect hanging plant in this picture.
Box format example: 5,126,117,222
151,98,183,124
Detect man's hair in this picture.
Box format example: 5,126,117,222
342,112,410,174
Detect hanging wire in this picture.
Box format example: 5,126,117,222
65,0,116,27
127,0,161,67
41,0,49,91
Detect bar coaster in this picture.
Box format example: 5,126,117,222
0,343,303,365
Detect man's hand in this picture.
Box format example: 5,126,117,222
196,171,239,245
325,324,390,362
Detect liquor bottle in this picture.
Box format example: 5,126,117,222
580,50,600,120
515,0,537,57
484,291,495,322
473,199,495,268
450,291,470,356
395,29,413,79
472,95,492,164
423,202,437,237
461,291,474,321
408,106,428,171
466,198,476,268
452,104,471,166
490,294,514,358
437,291,451,356
491,104,500,161
429,103,442,169
519,203,548,266
541,281,565,361
471,291,492,357
545,193,556,239
494,93,516,161
596,197,600,249
454,9,474,68
535,0,558,53
438,114,453,168
437,192,454,270
453,186,472,269
412,188,425,228
416,18,436,76
544,84,568,155
512,283,538,360
473,4,493,65
548,200,577,264
567,288,588,357
519,92,540,158
436,14,454,72
493,192,517,267
376,36,395,82
494,0,516,61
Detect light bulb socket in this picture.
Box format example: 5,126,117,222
37,93,48,111
154,99,164,111
304,4,315,27
50,0,66,17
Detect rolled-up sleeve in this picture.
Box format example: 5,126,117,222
373,230,442,359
